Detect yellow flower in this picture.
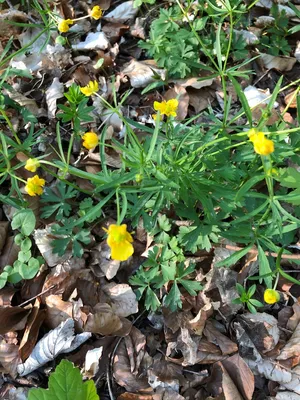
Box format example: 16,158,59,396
25,175,45,196
80,80,99,96
153,99,178,118
248,129,274,156
103,224,134,261
90,5,102,20
82,132,99,150
58,19,73,33
25,158,40,173
264,289,280,304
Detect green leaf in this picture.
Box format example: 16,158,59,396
145,286,161,311
247,302,257,314
19,257,40,280
18,250,31,263
257,244,273,288
247,284,256,298
21,237,32,252
12,209,36,236
161,262,176,282
249,299,264,308
215,244,253,267
28,359,99,400
178,279,202,296
279,268,300,285
164,282,182,311
41,182,77,220
0,272,8,289
236,283,245,296
157,214,172,232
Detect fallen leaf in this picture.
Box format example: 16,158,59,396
84,346,103,378
164,85,189,121
188,303,213,336
19,300,46,361
84,303,127,335
45,294,74,328
0,306,31,334
121,60,166,88
204,320,238,355
244,85,279,108
113,327,153,392
105,1,138,22
104,283,139,318
277,321,300,360
72,31,109,51
17,318,91,376
46,77,64,118
0,236,19,270
222,354,254,400
259,53,297,72
0,338,21,378
0,221,9,253
208,361,243,400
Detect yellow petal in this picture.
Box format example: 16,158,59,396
110,240,134,261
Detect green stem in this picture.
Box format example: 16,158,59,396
0,109,21,145
116,188,120,225
261,155,274,200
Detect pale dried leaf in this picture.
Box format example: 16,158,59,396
72,31,109,51
188,303,213,336
121,60,166,88
276,393,300,399
153,388,184,400
174,77,214,89
243,312,280,351
233,30,260,45
255,16,275,28
104,283,139,317
259,53,297,72
244,85,279,108
17,318,91,376
46,78,64,119
4,87,39,115
105,1,138,21
34,227,72,267
45,295,73,328
84,346,103,378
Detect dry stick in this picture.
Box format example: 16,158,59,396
18,285,56,307
220,244,300,260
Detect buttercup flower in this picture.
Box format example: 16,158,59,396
153,99,178,118
90,5,102,20
25,175,45,196
25,158,40,173
103,224,134,261
58,19,73,33
80,80,99,96
264,289,280,304
248,129,274,156
82,132,99,150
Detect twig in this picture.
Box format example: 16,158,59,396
218,244,300,260
18,285,55,307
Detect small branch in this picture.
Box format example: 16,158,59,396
219,244,300,260
18,285,55,307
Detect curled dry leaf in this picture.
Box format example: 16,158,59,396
103,283,138,318
17,318,91,376
46,77,64,119
188,303,213,336
45,294,74,329
72,31,109,51
91,242,121,279
113,327,153,393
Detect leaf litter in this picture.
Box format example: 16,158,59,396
0,0,300,398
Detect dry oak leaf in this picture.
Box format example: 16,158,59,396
103,283,139,318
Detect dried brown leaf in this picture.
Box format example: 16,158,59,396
0,338,21,377
204,320,238,355
222,354,254,400
277,321,300,360
0,306,31,334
